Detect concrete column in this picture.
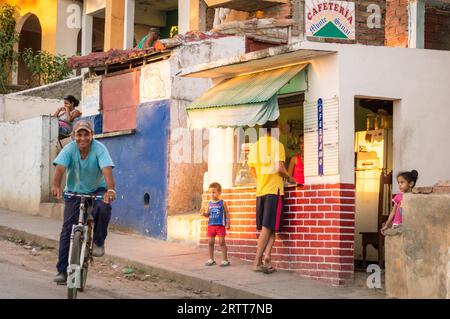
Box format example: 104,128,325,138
207,128,235,190
104,0,125,51
123,0,135,49
408,0,425,49
178,0,190,34
188,0,206,31
82,0,93,56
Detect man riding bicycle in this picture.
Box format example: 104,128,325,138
51,120,116,284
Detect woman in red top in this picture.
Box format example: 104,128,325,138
287,135,305,185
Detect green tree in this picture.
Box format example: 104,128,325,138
22,48,73,86
0,4,20,93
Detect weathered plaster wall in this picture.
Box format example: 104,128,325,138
167,36,246,215
171,36,246,101
0,116,58,213
168,99,207,215
385,193,450,298
100,101,169,239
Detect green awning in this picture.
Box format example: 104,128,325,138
187,64,308,129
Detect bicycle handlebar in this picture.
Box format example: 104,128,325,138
63,192,104,200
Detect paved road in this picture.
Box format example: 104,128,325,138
0,238,220,299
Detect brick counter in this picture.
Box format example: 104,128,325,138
201,183,355,286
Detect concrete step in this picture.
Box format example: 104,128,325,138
167,212,202,246
38,202,64,220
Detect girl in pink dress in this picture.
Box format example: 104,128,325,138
381,170,418,235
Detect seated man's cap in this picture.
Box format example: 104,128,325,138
74,120,93,133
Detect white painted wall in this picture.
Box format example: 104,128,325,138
0,116,58,213
303,51,341,185
56,0,82,57
0,95,63,122
334,44,450,187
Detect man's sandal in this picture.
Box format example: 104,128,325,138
205,259,216,266
262,266,276,274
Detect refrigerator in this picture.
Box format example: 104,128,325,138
354,128,393,261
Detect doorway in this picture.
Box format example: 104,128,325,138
18,14,42,86
354,98,394,270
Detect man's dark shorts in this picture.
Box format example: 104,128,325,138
256,194,284,231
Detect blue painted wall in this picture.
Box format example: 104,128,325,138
100,100,169,239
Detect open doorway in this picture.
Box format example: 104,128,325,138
18,14,42,86
92,15,105,52
354,98,394,271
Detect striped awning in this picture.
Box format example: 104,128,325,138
187,64,308,129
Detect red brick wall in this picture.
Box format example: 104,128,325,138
425,7,450,51
385,0,409,47
200,183,355,286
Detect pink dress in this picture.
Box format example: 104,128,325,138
392,193,403,226
292,154,305,185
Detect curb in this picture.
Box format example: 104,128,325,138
0,225,273,299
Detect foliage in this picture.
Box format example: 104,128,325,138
22,48,73,86
0,4,20,93
170,26,179,38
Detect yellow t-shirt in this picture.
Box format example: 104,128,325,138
248,135,286,196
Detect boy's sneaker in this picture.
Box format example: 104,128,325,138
220,260,230,267
92,244,105,257
205,259,216,266
53,272,67,285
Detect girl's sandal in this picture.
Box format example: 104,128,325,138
220,260,231,267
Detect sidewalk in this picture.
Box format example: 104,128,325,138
0,208,386,299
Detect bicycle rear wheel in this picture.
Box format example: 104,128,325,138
67,230,82,299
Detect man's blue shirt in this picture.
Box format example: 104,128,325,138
53,140,114,193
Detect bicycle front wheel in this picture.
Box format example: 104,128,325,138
67,230,82,299
79,225,92,292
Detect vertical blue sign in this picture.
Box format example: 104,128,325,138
318,98,324,176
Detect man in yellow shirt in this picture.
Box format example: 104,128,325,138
248,120,295,273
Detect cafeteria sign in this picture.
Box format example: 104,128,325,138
305,0,355,40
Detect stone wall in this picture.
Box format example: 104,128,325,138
14,76,82,101
425,6,450,50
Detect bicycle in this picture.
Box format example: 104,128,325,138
64,192,103,299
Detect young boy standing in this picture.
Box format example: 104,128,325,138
200,182,231,267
